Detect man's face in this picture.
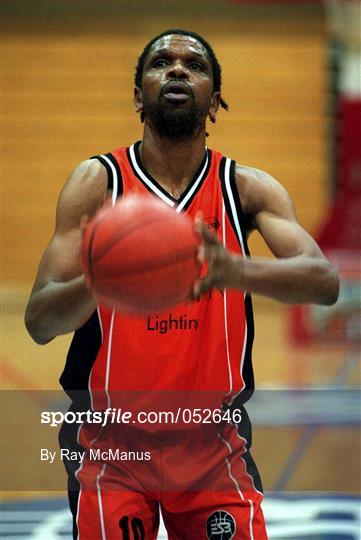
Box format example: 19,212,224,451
135,35,220,140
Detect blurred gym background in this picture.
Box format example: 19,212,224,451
1,0,360,538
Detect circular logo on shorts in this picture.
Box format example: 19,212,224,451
206,510,236,539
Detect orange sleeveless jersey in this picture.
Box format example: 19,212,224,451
61,142,255,415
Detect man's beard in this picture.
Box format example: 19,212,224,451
142,95,207,141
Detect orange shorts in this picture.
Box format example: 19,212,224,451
71,422,268,539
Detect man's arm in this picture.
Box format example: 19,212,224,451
195,166,339,305
25,159,108,344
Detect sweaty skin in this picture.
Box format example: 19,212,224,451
25,34,339,345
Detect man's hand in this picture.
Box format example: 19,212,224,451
193,216,244,298
192,167,339,306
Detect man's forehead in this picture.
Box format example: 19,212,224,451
148,35,209,59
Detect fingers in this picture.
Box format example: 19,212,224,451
193,214,221,300
193,276,212,299
194,217,220,245
197,243,206,266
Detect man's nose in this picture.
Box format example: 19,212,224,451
166,61,189,79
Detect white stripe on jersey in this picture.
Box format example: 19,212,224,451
217,429,245,501
99,154,119,206
104,309,115,409
129,144,209,211
177,150,209,212
222,200,233,397
223,158,248,400
96,307,104,344
96,463,107,540
129,144,176,207
224,158,246,256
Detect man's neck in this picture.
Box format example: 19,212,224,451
139,124,207,200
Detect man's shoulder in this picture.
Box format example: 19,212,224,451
226,162,290,218
235,163,274,183
210,149,270,182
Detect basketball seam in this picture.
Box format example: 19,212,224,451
94,246,197,280
90,212,182,263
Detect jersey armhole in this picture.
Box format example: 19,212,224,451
219,157,251,257
59,310,102,400
90,153,123,203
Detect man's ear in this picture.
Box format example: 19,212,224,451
134,86,143,114
208,91,221,124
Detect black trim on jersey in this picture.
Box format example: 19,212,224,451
59,313,101,539
222,156,254,392
59,311,103,538
219,157,250,255
227,290,255,405
234,406,263,493
58,401,84,539
229,159,251,256
241,293,255,394
59,310,102,399
126,141,211,208
60,151,122,538
173,146,211,209
219,157,255,402
219,158,240,252
90,153,123,198
226,159,255,398
179,148,212,211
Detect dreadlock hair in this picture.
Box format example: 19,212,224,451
135,29,229,123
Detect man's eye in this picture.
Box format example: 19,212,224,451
153,59,168,68
189,62,204,71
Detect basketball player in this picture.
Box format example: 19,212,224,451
25,30,339,540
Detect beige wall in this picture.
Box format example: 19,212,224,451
3,0,328,284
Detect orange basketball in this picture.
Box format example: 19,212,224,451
81,194,201,314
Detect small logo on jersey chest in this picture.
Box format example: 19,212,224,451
206,510,236,539
205,216,220,232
